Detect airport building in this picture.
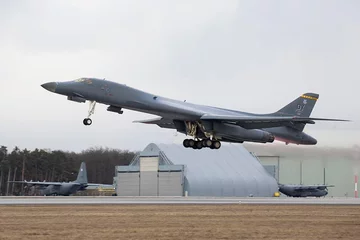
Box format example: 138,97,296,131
113,143,279,197
245,144,360,197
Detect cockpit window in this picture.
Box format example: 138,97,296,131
74,78,85,82
74,78,93,84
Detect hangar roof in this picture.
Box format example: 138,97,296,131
136,143,278,197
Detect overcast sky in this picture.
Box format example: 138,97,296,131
1,0,359,152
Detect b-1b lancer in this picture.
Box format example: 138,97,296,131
41,78,349,150
9,162,113,196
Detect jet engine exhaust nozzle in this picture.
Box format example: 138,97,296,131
267,133,275,143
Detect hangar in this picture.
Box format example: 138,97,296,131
113,143,279,197
245,143,360,197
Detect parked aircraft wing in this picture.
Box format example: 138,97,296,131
86,183,114,187
8,180,66,186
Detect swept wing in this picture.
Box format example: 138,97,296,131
134,115,349,130
200,114,349,124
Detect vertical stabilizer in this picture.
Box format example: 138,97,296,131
275,93,319,132
276,93,319,117
75,162,88,184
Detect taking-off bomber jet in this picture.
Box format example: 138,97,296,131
41,78,349,150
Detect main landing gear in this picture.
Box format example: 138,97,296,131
83,101,96,126
183,138,221,150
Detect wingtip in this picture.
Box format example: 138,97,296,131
337,119,351,122
301,93,319,100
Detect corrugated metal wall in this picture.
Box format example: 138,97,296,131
158,172,183,196
115,156,184,196
140,157,159,196
116,172,139,196
140,172,158,196
140,157,159,171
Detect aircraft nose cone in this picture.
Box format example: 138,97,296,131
41,82,57,92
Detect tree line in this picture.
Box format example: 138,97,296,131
0,145,137,196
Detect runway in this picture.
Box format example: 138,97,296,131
1,196,360,205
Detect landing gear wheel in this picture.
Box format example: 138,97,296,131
212,140,221,149
204,139,212,148
188,139,195,148
195,141,203,149
182,138,221,150
83,118,92,126
183,139,190,148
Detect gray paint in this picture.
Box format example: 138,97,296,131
140,143,279,197
40,78,349,149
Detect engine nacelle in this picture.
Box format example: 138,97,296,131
213,122,274,143
67,96,86,103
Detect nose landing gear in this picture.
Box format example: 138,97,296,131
83,101,96,126
83,118,92,125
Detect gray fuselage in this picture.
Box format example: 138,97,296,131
279,185,328,198
41,183,87,196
